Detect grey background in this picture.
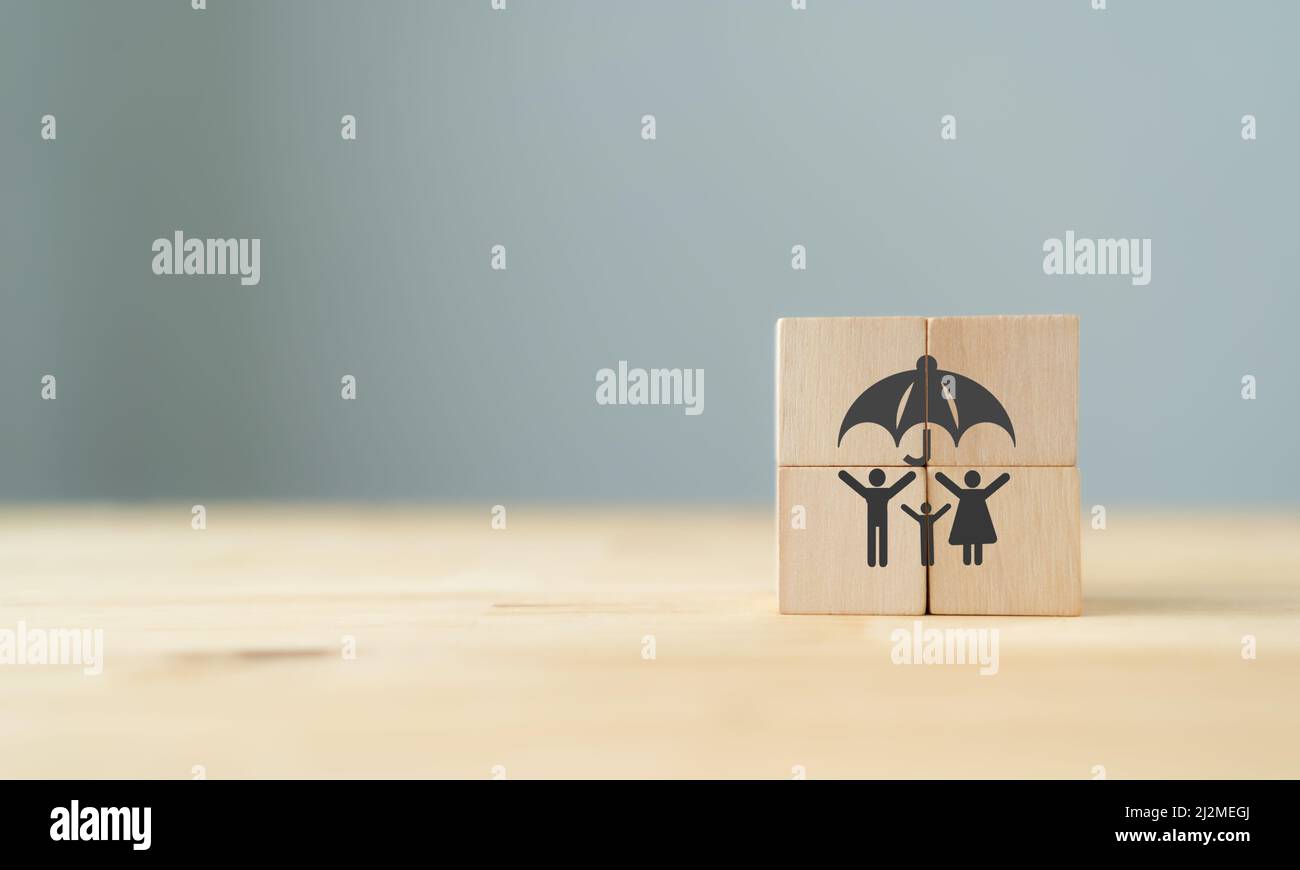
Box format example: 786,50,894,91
2,1,1295,504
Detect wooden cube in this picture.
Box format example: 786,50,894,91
776,314,1081,616
779,466,926,614
926,466,1081,616
925,315,1077,467
777,317,927,467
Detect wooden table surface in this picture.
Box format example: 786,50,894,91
2,505,1296,779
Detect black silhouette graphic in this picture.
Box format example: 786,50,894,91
838,469,915,567
934,470,1011,566
900,501,952,567
838,355,1015,466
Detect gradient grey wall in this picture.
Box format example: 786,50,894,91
2,1,1295,504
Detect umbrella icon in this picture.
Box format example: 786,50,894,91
838,355,1015,466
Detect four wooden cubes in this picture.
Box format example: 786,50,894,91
777,315,1080,615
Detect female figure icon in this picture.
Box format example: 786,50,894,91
934,470,1011,566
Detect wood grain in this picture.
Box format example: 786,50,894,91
926,315,1078,466
777,317,926,467
1,504,1296,778
779,467,926,614
927,466,1081,616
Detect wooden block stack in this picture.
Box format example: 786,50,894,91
777,315,1080,616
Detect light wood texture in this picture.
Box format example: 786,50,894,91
926,315,1078,466
2,504,1297,778
779,467,926,614
927,466,1081,615
777,317,926,467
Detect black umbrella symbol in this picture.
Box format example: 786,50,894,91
838,355,1015,466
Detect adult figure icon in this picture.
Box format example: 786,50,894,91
934,470,1011,566
838,469,916,567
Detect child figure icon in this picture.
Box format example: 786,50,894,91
900,502,951,567
934,470,1011,566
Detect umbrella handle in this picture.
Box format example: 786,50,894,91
904,429,930,467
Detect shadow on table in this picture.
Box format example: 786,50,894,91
1086,593,1298,617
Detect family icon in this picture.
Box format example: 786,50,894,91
839,468,1011,568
